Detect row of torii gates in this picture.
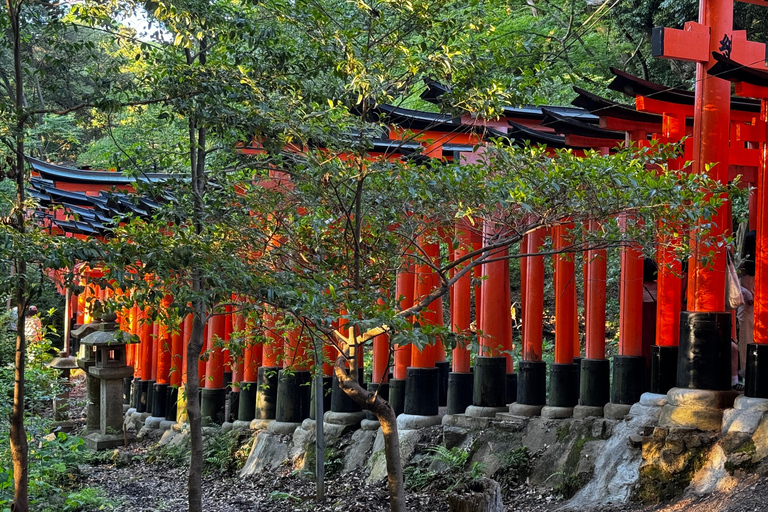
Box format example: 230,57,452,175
37,0,768,430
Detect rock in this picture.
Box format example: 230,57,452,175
239,431,289,475
688,444,737,494
342,429,376,473
443,426,469,449
627,434,643,448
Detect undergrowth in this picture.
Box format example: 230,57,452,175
150,429,252,476
404,446,484,492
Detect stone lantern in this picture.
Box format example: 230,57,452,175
74,313,137,450
47,353,78,424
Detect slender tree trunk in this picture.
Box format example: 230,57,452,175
7,1,29,510
186,298,206,512
186,38,208,511
334,361,405,512
313,340,324,502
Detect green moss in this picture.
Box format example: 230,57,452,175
733,439,756,455
556,423,570,442
634,447,711,504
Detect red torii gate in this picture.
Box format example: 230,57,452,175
707,52,768,398
651,1,767,391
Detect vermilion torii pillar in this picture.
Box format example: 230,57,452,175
707,51,768,397
511,227,547,416
467,219,514,418
446,220,474,415
652,0,767,390
390,260,415,416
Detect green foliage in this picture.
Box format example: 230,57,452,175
405,445,485,492
60,487,113,512
150,429,251,476
0,432,104,511
500,446,530,480
428,445,469,471
269,491,301,502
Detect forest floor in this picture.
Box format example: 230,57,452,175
75,435,768,512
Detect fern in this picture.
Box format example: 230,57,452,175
428,445,469,470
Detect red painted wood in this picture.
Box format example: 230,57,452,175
205,314,226,389
523,228,545,362
687,0,733,313
451,221,472,373
585,220,607,359
479,222,514,372
261,309,283,367
411,240,442,368
554,223,576,364
243,313,262,382
139,307,152,381
394,262,414,379
155,296,173,385
619,214,644,357
372,298,390,383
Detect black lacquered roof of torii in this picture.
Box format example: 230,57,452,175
29,175,162,237
707,52,768,87
540,108,625,141
608,67,761,112
28,156,170,184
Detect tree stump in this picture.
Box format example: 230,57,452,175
448,478,503,512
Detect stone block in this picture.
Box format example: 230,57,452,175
442,413,491,430
541,406,574,419
232,420,254,430
666,387,739,410
360,419,380,431
604,402,632,420
627,403,664,420
733,395,768,412
465,405,507,418
143,416,164,430
396,413,442,430
85,432,134,451
573,405,604,419
658,404,724,431
266,421,301,435
158,420,176,431
494,413,529,427
507,403,544,417
639,392,669,407
324,411,366,426
221,422,234,432
250,419,273,430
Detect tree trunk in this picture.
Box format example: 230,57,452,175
334,361,405,512
7,0,29,510
186,300,206,512
186,34,207,508
448,478,503,512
